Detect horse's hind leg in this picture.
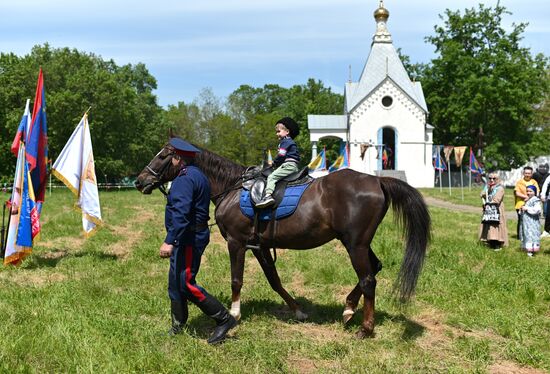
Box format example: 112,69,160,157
343,246,382,325
346,244,378,338
252,247,308,320
343,284,361,324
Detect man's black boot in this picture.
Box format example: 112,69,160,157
197,295,237,344
168,300,188,336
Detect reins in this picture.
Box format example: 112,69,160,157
210,167,259,229
211,166,258,205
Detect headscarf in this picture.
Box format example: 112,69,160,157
526,184,538,194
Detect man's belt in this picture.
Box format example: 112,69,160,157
189,223,209,232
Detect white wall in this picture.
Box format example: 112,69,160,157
348,80,434,187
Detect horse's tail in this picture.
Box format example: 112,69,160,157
379,177,431,302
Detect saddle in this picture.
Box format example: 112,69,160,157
242,166,311,208
240,165,313,251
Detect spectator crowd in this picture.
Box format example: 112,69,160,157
479,163,549,257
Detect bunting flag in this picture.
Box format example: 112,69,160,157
469,148,484,174
10,100,31,156
4,143,39,266
443,146,454,163
329,142,350,172
433,145,447,171
52,113,102,236
308,147,327,171
25,68,49,208
266,149,273,166
454,146,467,166
359,143,369,160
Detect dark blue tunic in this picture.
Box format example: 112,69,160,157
164,165,211,303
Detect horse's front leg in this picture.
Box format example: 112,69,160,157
228,239,246,321
252,247,308,321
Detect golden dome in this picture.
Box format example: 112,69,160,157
373,1,390,21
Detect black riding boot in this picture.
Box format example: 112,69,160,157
197,295,237,345
169,300,188,336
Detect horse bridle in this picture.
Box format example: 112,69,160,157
145,146,176,196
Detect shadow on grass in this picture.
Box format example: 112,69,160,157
25,250,118,269
191,296,426,341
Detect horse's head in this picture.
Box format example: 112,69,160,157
135,143,181,194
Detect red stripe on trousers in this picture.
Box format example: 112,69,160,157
184,244,206,301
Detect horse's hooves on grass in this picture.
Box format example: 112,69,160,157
229,310,241,321
295,310,308,321
355,328,374,339
342,308,355,325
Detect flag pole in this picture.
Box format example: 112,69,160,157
49,159,52,196
1,203,6,259
84,106,92,116
460,167,464,201
448,164,452,196
1,202,10,260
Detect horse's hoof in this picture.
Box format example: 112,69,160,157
295,310,308,321
229,309,241,321
355,327,374,339
342,308,355,325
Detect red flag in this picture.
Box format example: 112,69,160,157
10,100,31,156
25,68,49,204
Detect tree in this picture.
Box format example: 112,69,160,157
226,79,344,166
0,44,165,181
529,69,550,156
420,4,549,168
163,101,201,143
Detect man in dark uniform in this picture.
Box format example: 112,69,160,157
159,137,237,344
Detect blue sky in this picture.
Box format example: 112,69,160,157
1,0,548,107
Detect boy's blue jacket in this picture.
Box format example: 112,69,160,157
274,136,300,166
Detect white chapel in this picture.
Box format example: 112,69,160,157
307,1,434,187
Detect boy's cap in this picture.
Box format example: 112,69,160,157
277,117,300,138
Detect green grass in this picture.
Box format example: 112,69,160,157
1,188,549,373
419,186,518,213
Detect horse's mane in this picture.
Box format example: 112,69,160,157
194,146,246,189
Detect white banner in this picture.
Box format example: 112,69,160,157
52,113,102,236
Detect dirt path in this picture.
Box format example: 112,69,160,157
423,196,518,221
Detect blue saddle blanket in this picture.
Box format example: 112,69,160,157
240,183,310,221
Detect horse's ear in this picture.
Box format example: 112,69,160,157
168,127,174,139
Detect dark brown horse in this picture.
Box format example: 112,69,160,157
135,142,430,338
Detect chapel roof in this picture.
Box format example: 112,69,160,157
307,114,348,129
346,1,428,113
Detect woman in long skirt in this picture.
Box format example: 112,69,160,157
520,185,542,257
479,173,508,250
